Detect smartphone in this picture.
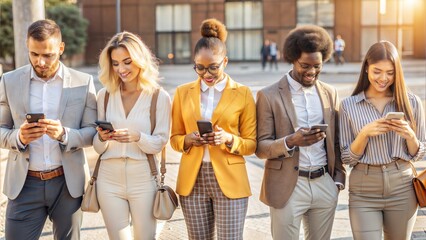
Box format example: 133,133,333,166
95,120,115,131
385,112,404,120
197,120,213,135
26,113,45,123
310,123,328,132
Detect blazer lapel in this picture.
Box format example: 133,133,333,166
187,80,201,123
278,76,298,130
211,76,237,126
316,81,332,127
21,68,31,114
58,66,71,119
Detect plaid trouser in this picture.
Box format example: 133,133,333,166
180,161,248,240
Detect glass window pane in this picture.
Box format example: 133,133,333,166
380,27,397,45
361,27,378,57
380,0,397,25
297,1,316,24
173,5,191,31
244,30,263,60
400,1,414,24
227,31,244,60
361,0,378,25
157,33,173,62
243,2,263,29
225,2,243,29
401,27,413,55
174,33,191,64
156,5,173,31
317,0,334,27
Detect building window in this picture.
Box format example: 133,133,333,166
225,1,263,61
297,0,335,39
156,4,191,64
361,0,414,57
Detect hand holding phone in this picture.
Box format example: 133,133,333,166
26,113,45,123
95,120,115,131
385,112,404,120
197,120,213,136
310,124,328,132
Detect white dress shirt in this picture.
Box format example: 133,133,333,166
200,76,227,162
26,64,65,171
286,72,327,169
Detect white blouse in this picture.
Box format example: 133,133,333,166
93,87,171,160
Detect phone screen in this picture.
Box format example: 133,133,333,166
197,120,213,135
95,120,115,131
26,113,45,123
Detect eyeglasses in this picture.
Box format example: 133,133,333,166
193,58,226,75
296,60,322,70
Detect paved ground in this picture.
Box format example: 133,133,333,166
0,60,425,239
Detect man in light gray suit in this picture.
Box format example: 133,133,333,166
256,25,346,240
0,19,97,239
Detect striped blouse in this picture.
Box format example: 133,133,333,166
339,91,426,166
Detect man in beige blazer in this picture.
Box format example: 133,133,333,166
0,19,97,240
256,25,346,240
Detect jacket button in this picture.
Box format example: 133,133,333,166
71,147,77,150
11,146,16,150
294,166,299,171
234,151,239,154
26,158,29,162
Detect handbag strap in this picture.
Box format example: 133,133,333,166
146,89,167,184
90,91,110,182
409,161,418,177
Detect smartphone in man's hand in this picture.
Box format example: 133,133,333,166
26,113,45,123
310,124,328,132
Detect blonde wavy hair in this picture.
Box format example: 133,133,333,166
98,31,160,94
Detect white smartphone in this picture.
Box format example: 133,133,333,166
385,112,404,120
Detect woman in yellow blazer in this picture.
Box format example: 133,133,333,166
170,19,256,240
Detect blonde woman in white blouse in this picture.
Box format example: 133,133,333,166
93,31,171,240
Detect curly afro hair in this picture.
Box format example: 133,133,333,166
283,25,333,63
194,18,227,56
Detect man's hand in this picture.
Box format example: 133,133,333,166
39,119,64,141
19,122,46,145
285,127,326,148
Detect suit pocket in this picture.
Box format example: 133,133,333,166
265,160,282,170
227,156,245,165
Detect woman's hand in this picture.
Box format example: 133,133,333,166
110,129,141,143
359,118,391,138
184,131,206,150
96,127,113,142
386,119,417,141
202,125,233,146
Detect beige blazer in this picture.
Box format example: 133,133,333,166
256,75,346,209
0,64,97,200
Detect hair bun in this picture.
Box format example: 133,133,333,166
200,18,227,43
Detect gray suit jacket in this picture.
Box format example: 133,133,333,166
256,75,346,209
0,64,97,200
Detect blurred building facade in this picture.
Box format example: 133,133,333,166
82,0,426,64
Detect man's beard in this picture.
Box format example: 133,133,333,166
30,60,60,79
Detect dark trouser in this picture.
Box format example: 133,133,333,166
6,175,82,240
269,55,278,70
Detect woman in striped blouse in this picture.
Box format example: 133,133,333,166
339,41,425,240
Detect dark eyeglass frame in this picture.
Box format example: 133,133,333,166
296,60,323,70
193,58,226,75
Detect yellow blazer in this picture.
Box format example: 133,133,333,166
170,75,256,199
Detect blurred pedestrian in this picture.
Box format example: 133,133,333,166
94,31,171,239
261,39,270,70
0,19,97,240
256,25,346,240
269,41,278,70
334,34,345,65
170,18,257,240
339,40,425,240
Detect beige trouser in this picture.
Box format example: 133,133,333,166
97,158,157,240
349,160,418,240
270,172,339,240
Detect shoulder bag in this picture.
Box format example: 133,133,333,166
411,162,426,207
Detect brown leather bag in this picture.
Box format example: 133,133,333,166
412,164,426,207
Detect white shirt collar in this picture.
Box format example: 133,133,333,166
286,71,316,94
30,62,64,82
200,75,227,93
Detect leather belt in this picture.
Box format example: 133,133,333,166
299,166,328,179
27,166,64,180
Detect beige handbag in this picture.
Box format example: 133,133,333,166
81,91,109,212
147,89,178,220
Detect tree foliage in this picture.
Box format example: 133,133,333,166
0,0,14,60
47,4,89,59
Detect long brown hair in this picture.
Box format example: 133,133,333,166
352,41,415,129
